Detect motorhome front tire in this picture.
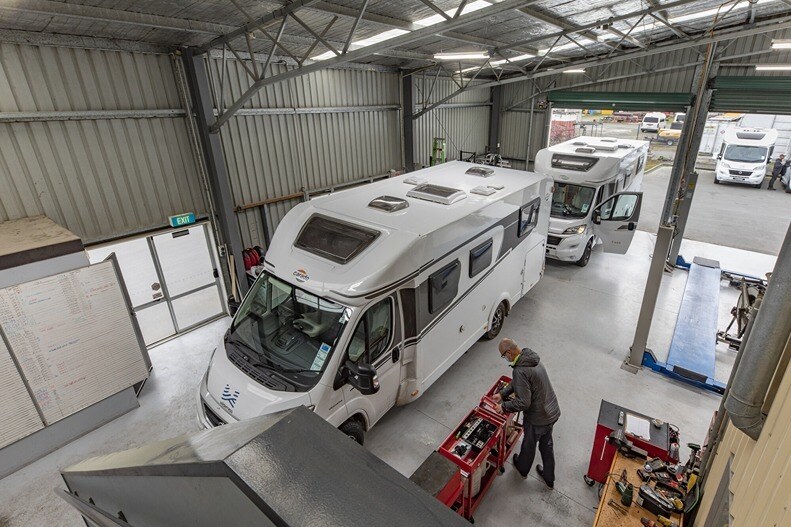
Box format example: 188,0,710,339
576,238,594,267
340,418,365,445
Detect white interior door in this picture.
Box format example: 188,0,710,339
152,224,225,332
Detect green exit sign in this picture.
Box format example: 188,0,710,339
169,212,196,228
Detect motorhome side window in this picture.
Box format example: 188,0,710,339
469,239,493,278
518,199,540,237
550,154,598,172
295,215,380,264
348,299,393,364
429,260,461,314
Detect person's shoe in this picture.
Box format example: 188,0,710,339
512,454,527,479
536,465,554,489
769,187,776,190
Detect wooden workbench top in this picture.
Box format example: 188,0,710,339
592,452,684,527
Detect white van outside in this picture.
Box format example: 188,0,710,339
641,112,667,132
535,137,648,266
673,112,686,124
198,162,569,443
714,127,778,188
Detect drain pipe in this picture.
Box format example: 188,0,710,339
724,225,791,440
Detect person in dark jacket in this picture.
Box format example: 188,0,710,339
493,338,561,488
768,154,786,190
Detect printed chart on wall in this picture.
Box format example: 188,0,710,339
0,261,148,425
0,335,44,448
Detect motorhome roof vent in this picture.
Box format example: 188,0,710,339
368,195,409,212
600,138,618,143
592,143,617,152
572,141,587,146
407,183,467,205
403,175,427,185
466,166,494,177
575,146,596,154
618,144,631,148
736,131,766,140
470,185,497,196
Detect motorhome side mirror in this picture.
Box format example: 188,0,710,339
228,298,241,316
345,360,380,395
592,210,602,225
717,154,722,160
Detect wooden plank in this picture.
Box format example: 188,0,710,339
593,452,683,527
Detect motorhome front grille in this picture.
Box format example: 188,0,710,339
547,235,562,246
729,170,752,176
203,404,225,426
227,348,290,391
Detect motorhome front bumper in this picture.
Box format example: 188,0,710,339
716,168,765,184
546,234,585,261
197,370,237,428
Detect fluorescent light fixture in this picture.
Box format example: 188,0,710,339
772,39,791,49
563,69,586,74
434,51,490,60
490,53,535,66
414,0,491,27
538,37,596,56
668,0,774,24
755,64,791,71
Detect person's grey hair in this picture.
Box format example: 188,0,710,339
498,338,519,354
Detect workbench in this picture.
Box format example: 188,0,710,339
593,452,684,527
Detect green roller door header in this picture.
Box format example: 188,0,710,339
710,76,791,114
548,91,693,112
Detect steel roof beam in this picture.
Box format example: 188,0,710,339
210,0,542,131
198,0,319,53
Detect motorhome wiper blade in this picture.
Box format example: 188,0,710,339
228,336,264,361
267,362,318,374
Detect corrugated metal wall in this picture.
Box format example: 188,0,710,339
0,43,206,242
208,58,402,247
694,336,791,526
412,77,491,167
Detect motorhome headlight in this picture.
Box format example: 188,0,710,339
754,165,766,172
720,162,730,170
563,225,586,235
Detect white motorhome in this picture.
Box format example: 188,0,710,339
199,162,563,443
641,112,667,132
535,137,648,266
714,127,778,188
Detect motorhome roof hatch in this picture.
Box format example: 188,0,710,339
735,131,766,140
368,195,409,212
294,214,380,264
403,175,427,185
466,166,495,177
470,185,497,196
407,183,467,205
575,146,597,154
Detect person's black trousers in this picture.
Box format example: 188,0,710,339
514,423,555,483
769,173,780,189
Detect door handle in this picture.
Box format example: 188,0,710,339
628,222,636,231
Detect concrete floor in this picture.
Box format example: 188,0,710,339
0,232,778,527
640,166,791,255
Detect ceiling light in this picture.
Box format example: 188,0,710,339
771,40,791,50
490,53,535,66
755,64,791,71
434,51,490,60
563,69,586,73
667,0,775,24
312,28,409,61
538,37,596,56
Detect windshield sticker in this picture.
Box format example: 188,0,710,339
293,268,310,282
310,342,332,371
581,204,589,213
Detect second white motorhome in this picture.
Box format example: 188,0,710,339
535,137,648,266
198,162,564,443
714,127,778,188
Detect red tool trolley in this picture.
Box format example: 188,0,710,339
435,376,523,522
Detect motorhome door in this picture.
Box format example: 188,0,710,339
592,192,643,255
341,294,402,421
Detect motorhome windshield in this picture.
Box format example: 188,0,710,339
723,144,768,163
228,273,349,384
644,117,659,123
551,183,596,218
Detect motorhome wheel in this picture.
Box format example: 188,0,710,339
576,239,593,267
483,302,507,340
340,419,365,445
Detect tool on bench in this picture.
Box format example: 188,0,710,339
636,484,676,516
606,498,628,515
608,429,648,459
641,517,679,527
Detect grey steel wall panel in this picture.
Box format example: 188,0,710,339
499,109,547,171
0,43,205,243
209,57,402,247
413,105,490,167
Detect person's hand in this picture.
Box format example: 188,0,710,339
495,403,504,414
492,393,502,403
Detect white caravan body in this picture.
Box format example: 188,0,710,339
641,112,667,132
714,127,778,187
198,161,556,440
535,137,648,265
